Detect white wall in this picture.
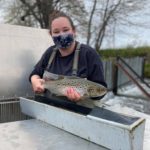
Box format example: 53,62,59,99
0,24,54,99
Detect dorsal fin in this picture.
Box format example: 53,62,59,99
43,71,65,80
43,71,84,81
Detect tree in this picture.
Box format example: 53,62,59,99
1,0,150,49
2,0,86,29
85,0,150,50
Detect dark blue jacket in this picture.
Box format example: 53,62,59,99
29,42,107,88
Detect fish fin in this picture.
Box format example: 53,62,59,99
80,93,89,100
80,97,93,101
43,71,66,80
44,71,85,80
77,97,95,108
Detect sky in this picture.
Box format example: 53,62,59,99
0,1,150,49
83,0,150,49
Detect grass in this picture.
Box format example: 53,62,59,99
144,63,150,78
98,46,150,58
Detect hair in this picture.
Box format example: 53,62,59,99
49,11,75,33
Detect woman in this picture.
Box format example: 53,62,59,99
29,11,107,102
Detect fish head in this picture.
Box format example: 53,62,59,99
87,85,107,97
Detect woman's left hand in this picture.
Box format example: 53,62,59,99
65,87,81,102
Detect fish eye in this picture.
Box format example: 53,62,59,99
87,88,96,96
87,88,93,93
97,88,101,92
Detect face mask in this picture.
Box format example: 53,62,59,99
52,33,74,49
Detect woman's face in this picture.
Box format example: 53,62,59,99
51,17,75,36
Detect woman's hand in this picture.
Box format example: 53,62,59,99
31,75,45,93
65,87,81,102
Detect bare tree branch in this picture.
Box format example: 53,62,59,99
95,0,122,50
87,0,97,45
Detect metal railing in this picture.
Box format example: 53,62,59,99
103,56,145,90
115,57,150,100
0,99,31,123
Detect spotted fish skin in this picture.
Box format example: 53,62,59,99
43,76,107,98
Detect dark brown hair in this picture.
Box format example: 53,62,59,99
49,11,75,33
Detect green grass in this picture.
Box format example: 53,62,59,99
98,46,150,58
144,63,150,78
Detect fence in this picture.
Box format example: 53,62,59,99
103,56,144,90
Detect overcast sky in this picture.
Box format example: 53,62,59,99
0,1,150,49
83,0,150,49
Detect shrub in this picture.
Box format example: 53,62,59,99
98,47,150,78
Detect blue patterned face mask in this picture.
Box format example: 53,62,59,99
52,33,74,49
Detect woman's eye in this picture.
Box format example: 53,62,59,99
53,31,60,34
63,29,69,32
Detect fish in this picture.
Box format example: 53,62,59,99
43,76,107,98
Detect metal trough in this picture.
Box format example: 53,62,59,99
20,97,145,150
